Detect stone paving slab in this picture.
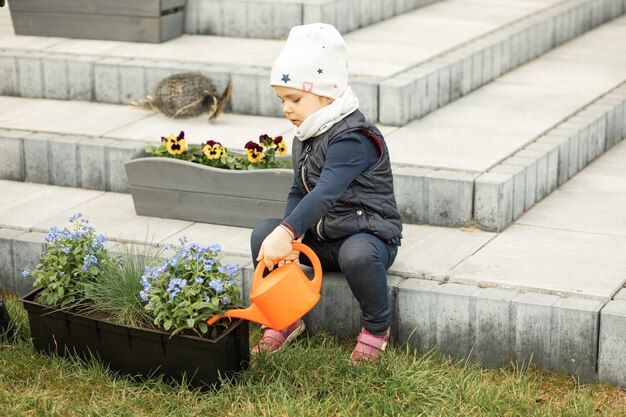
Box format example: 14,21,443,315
344,0,544,50
0,180,104,230
0,96,152,137
162,223,254,258
386,82,590,172
518,139,626,238
382,224,495,279
31,192,194,245
448,224,626,300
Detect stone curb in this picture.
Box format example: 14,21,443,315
185,0,442,39
379,0,626,126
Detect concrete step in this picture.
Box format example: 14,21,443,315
1,0,623,123
1,137,625,386
388,15,626,230
184,0,443,39
0,102,293,192
380,0,626,125
1,16,626,231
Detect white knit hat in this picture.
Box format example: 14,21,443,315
270,23,348,99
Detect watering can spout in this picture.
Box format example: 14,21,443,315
207,302,271,327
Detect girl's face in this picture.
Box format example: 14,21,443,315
273,86,333,127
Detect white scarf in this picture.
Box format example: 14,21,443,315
294,86,360,141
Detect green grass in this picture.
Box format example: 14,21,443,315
0,290,624,417
83,242,164,328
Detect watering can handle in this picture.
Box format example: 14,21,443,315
253,242,322,293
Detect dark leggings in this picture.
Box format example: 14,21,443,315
250,218,398,335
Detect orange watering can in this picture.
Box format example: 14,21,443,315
207,242,322,330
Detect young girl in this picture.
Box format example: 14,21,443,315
251,23,402,364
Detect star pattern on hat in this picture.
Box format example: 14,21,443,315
317,68,323,74
281,74,291,83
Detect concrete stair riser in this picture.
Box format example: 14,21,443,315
185,0,442,39
242,269,402,340
0,231,46,296
598,300,626,388
0,129,147,193
397,282,605,383
474,86,626,232
379,0,626,126
392,168,478,228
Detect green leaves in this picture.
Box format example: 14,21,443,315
198,321,208,334
28,215,110,310
141,241,244,337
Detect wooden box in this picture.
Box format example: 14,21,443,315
9,0,186,43
124,155,294,228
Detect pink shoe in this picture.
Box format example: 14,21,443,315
350,327,390,365
251,319,306,354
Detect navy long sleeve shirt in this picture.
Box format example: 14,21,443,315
283,131,381,237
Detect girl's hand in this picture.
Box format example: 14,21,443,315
276,233,305,268
257,226,294,270
277,249,300,268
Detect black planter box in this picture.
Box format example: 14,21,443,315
22,288,249,390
